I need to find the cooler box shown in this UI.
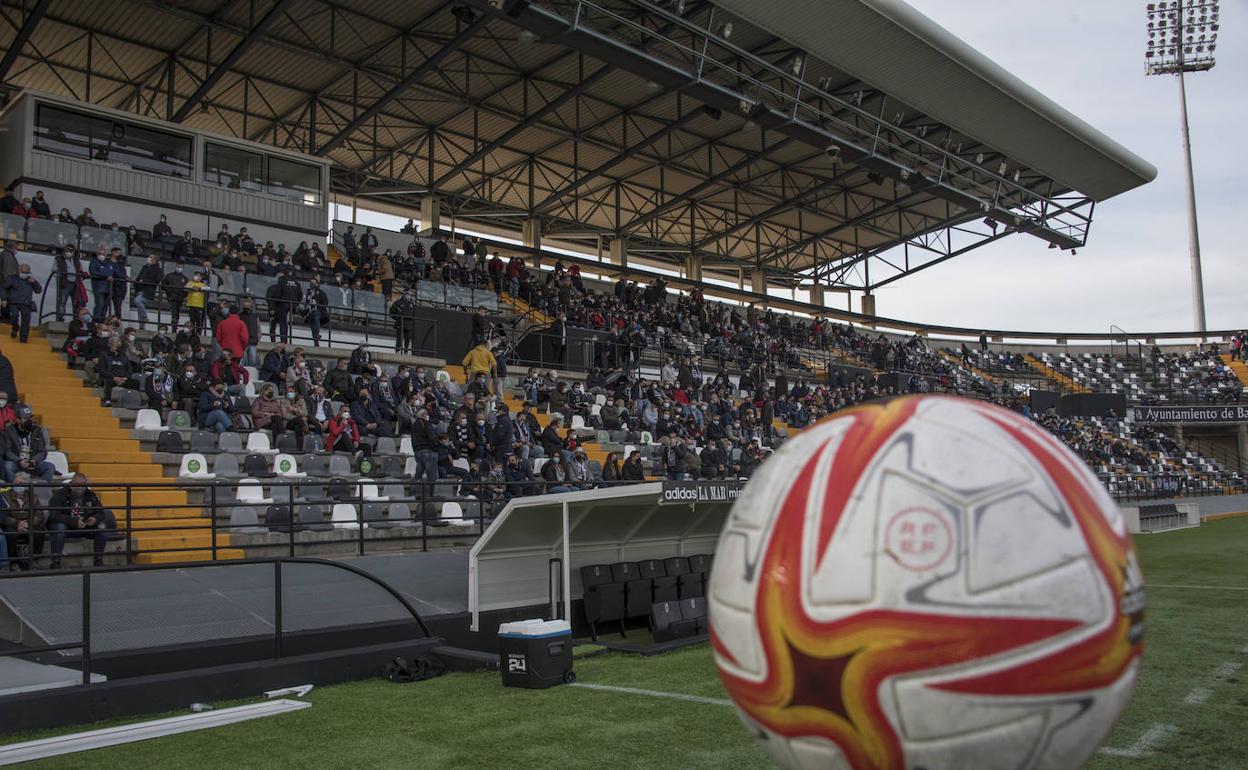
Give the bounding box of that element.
[498,619,575,689]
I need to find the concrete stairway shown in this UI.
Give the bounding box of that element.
[2,330,242,564]
[1220,354,1248,389]
[1024,354,1090,394]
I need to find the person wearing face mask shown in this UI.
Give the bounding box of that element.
[350,386,389,439]
[185,272,208,336]
[197,380,233,433]
[302,277,329,347]
[250,385,287,435]
[145,363,176,415]
[121,327,145,367]
[214,302,249,362]
[160,261,188,329]
[95,336,135,407]
[2,263,41,343]
[152,213,172,240]
[278,386,310,446]
[236,299,261,366]
[88,249,113,319]
[0,392,15,431]
[132,253,163,329]
[325,405,360,453]
[46,474,109,568]
[1,405,52,482]
[172,231,195,261]
[0,481,45,571]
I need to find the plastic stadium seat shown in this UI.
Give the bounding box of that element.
[331,503,361,530]
[384,502,417,528]
[403,457,418,477]
[301,454,328,477]
[664,556,690,577]
[212,453,242,478]
[327,455,352,477]
[687,554,712,573]
[678,572,704,599]
[380,456,405,478]
[358,482,388,501]
[135,409,162,431]
[265,504,295,533]
[611,562,652,620]
[246,432,276,455]
[297,504,333,532]
[113,387,142,410]
[236,479,273,504]
[157,430,184,454]
[272,452,306,478]
[399,436,414,456]
[244,453,273,478]
[190,430,217,454]
[179,453,216,479]
[679,596,708,635]
[45,451,70,479]
[274,431,298,453]
[439,501,470,526]
[362,502,390,528]
[650,600,684,643]
[452,457,470,472]
[571,415,586,430]
[229,506,267,535]
[595,394,607,406]
[375,437,398,456]
[301,434,321,454]
[218,432,243,453]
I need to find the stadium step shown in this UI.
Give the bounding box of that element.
[1219,355,1248,387]
[500,292,554,326]
[1,335,234,562]
[937,350,1004,386]
[136,548,245,564]
[1023,354,1090,394]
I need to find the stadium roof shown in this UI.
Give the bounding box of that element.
[0,0,1154,293]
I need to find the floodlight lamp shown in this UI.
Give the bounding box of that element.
[1012,169,1021,182]
[997,160,1008,176]
[738,98,752,114]
[719,22,733,38]
[975,152,985,164]
[517,29,538,44]
[675,0,686,13]
[790,54,804,76]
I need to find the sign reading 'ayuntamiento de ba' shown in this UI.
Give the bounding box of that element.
[1131,404,1248,424]
[659,480,746,505]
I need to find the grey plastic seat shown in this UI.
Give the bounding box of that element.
[275,431,298,452]
[363,502,391,528]
[327,455,352,477]
[374,436,398,456]
[190,430,218,454]
[213,453,242,478]
[301,454,328,477]
[296,504,333,532]
[386,502,417,528]
[229,506,267,535]
[166,410,192,430]
[218,432,243,453]
[380,456,405,478]
[302,434,321,454]
[381,482,406,500]
[113,387,142,410]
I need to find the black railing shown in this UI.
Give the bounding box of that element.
[0,478,664,571]
[0,557,431,688]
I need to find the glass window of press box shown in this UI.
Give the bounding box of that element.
[203,142,322,205]
[33,105,193,178]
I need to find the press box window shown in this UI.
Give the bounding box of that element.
[203,142,265,193]
[267,156,322,205]
[34,105,192,177]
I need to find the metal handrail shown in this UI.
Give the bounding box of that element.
[0,556,432,687]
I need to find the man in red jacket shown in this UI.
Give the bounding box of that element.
[214,303,249,361]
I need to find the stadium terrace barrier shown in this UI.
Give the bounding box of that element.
[0,480,676,569]
[0,557,432,690]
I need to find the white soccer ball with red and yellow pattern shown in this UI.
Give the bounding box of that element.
[708,395,1145,770]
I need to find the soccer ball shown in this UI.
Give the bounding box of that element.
[708,395,1145,770]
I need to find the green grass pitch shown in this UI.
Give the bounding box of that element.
[6,517,1248,769]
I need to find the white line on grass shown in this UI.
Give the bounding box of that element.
[1182,660,1242,706]
[1183,687,1212,706]
[570,682,733,707]
[1098,723,1178,758]
[1146,584,1248,591]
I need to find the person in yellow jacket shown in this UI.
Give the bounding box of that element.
[185,273,208,335]
[461,342,497,394]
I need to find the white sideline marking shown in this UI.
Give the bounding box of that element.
[571,682,732,707]
[1146,583,1248,591]
[0,699,311,766]
[1183,661,1242,706]
[1098,723,1178,758]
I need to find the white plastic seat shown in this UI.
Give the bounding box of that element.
[246,432,276,455]
[331,503,360,530]
[134,409,162,431]
[236,479,273,504]
[452,457,470,472]
[439,501,469,526]
[595,394,607,406]
[399,436,414,456]
[358,481,389,502]
[571,415,586,430]
[45,451,70,478]
[179,453,216,479]
[590,404,602,417]
[272,452,306,478]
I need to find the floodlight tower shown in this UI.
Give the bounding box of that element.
[1145,0,1218,332]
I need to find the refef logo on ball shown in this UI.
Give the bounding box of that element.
[507,654,527,673]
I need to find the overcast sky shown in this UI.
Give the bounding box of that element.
[872,0,1245,334]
